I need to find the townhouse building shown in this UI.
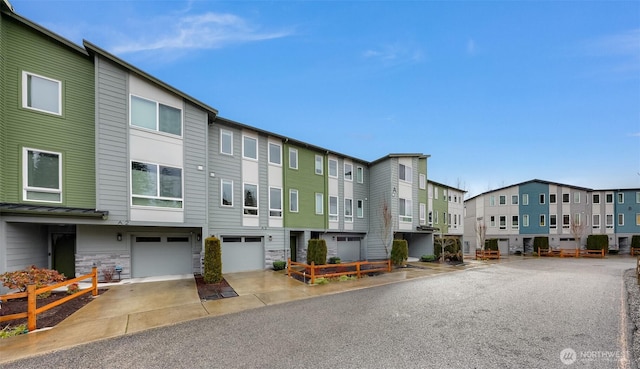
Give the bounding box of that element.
[428,180,466,246]
[463,179,640,255]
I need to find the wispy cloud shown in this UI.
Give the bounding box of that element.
[582,28,640,74]
[362,43,424,66]
[112,12,293,54]
[630,132,640,137]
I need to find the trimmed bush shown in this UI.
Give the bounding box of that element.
[420,254,437,262]
[586,234,608,251]
[273,260,286,271]
[390,239,408,266]
[328,256,341,264]
[307,239,327,265]
[631,235,640,249]
[485,238,499,251]
[533,237,549,252]
[203,236,223,283]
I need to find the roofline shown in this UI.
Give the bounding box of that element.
[83,40,219,118]
[428,179,468,193]
[370,153,430,166]
[0,203,109,219]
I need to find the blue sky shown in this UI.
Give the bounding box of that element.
[11,0,640,197]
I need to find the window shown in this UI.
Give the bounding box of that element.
[637,192,640,203]
[539,194,545,204]
[574,192,580,203]
[315,193,324,214]
[592,214,600,228]
[268,143,281,165]
[428,211,433,224]
[357,200,364,218]
[243,183,258,215]
[618,193,624,204]
[356,167,364,183]
[344,198,353,222]
[593,194,600,204]
[606,193,613,203]
[329,196,338,221]
[399,198,412,222]
[23,148,61,202]
[290,189,298,212]
[636,213,640,226]
[550,194,557,204]
[574,213,582,226]
[522,194,529,205]
[499,195,506,205]
[269,187,282,217]
[540,214,546,227]
[562,193,569,203]
[131,161,182,208]
[434,211,439,224]
[618,213,624,226]
[399,164,412,183]
[562,214,570,228]
[489,196,496,206]
[221,179,233,207]
[420,203,426,224]
[243,136,258,160]
[419,174,426,190]
[444,212,447,224]
[289,148,298,169]
[344,163,353,181]
[606,214,614,228]
[130,95,182,136]
[22,71,61,115]
[490,216,496,227]
[550,214,557,229]
[315,155,323,175]
[511,195,518,205]
[523,214,529,227]
[512,215,519,229]
[220,130,233,155]
[434,188,438,200]
[328,159,338,178]
[499,216,506,230]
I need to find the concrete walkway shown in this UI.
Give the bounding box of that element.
[0,259,493,364]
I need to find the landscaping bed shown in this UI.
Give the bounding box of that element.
[194,274,238,300]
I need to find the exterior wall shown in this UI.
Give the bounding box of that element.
[183,104,209,227]
[519,182,549,235]
[368,159,394,259]
[352,162,370,233]
[4,222,48,271]
[0,12,5,202]
[431,184,448,233]
[283,143,326,230]
[447,188,465,236]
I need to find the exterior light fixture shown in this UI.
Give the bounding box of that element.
[116,233,123,242]
[392,187,397,197]
[268,235,273,241]
[196,234,202,242]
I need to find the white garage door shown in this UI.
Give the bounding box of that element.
[337,236,361,262]
[132,235,193,278]
[221,236,264,273]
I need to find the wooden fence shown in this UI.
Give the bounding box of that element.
[287,259,391,285]
[0,267,98,331]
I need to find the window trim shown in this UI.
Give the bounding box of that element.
[618,213,624,226]
[315,155,323,175]
[329,195,338,221]
[357,199,364,218]
[289,189,299,213]
[618,193,624,204]
[130,94,183,137]
[315,193,324,215]
[522,194,529,206]
[23,147,62,203]
[398,164,412,183]
[268,142,282,166]
[344,163,353,181]
[419,203,426,224]
[130,161,183,209]
[221,179,233,207]
[356,167,364,184]
[269,186,282,218]
[242,135,258,160]
[549,214,557,229]
[592,214,600,229]
[399,198,412,223]
[289,148,298,169]
[419,174,426,190]
[220,129,233,155]
[328,159,338,178]
[344,198,353,223]
[243,182,259,216]
[22,71,62,116]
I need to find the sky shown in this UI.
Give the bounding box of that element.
[10,0,640,198]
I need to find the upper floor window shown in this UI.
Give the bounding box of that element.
[606,193,613,203]
[523,214,529,227]
[329,196,338,221]
[499,216,506,230]
[522,194,529,205]
[315,193,324,214]
[130,95,182,136]
[419,174,426,189]
[636,192,640,203]
[606,214,614,228]
[399,164,412,183]
[499,195,506,205]
[562,193,569,203]
[549,214,557,229]
[269,187,282,217]
[290,189,299,213]
[539,194,545,204]
[562,214,570,228]
[220,130,233,155]
[399,198,412,222]
[328,159,338,178]
[268,143,281,165]
[131,161,182,208]
[315,155,323,175]
[512,215,519,229]
[344,198,353,222]
[221,179,233,207]
[23,148,61,203]
[593,194,600,204]
[357,199,364,218]
[540,214,546,227]
[289,148,298,169]
[618,213,624,226]
[243,136,258,160]
[243,183,258,215]
[357,167,364,183]
[419,203,426,225]
[592,214,600,229]
[489,196,495,206]
[22,71,61,115]
[549,194,557,204]
[574,192,580,203]
[618,193,624,204]
[511,195,518,205]
[344,163,353,181]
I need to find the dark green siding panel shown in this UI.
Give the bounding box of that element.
[0,15,5,201]
[2,16,95,207]
[284,144,326,229]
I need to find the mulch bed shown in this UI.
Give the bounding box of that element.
[288,265,384,284]
[194,274,238,301]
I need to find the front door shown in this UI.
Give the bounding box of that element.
[52,233,76,278]
[290,236,297,262]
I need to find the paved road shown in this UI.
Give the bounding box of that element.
[3,258,634,369]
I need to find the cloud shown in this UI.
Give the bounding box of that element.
[112,12,293,54]
[362,43,424,65]
[582,28,640,74]
[630,132,640,137]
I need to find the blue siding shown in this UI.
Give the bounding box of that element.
[519,182,549,234]
[616,190,640,233]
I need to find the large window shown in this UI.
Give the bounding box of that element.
[562,214,570,228]
[290,189,298,212]
[329,196,338,221]
[315,193,323,214]
[357,167,364,183]
[344,198,353,222]
[550,214,557,229]
[606,214,614,228]
[357,199,364,218]
[315,155,323,175]
[243,183,258,215]
[328,159,338,178]
[220,130,233,155]
[289,148,298,169]
[243,136,258,160]
[131,161,182,208]
[499,216,506,230]
[23,148,61,202]
[268,143,281,165]
[523,214,529,227]
[512,215,519,229]
[593,194,600,204]
[419,174,426,190]
[23,72,61,115]
[269,187,282,217]
[420,203,426,224]
[130,95,181,136]
[221,179,233,207]
[399,164,412,183]
[399,198,412,222]
[344,163,353,181]
[593,214,600,229]
[522,194,529,205]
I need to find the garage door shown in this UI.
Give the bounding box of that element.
[132,235,193,278]
[221,236,264,273]
[337,236,361,262]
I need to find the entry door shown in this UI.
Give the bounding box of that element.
[52,233,76,278]
[290,236,297,262]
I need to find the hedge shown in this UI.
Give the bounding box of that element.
[391,239,408,266]
[533,237,549,252]
[586,234,608,251]
[306,239,327,265]
[203,236,223,283]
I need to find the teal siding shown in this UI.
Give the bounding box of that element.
[616,190,640,233]
[519,182,549,234]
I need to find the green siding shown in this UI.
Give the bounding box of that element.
[432,183,448,233]
[0,14,5,201]
[1,15,95,207]
[284,144,326,229]
[418,158,427,204]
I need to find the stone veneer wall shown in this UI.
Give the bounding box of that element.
[265,249,286,269]
[76,254,131,281]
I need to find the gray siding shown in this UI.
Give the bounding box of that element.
[5,222,48,271]
[95,56,129,221]
[353,163,370,233]
[183,104,208,225]
[367,159,394,259]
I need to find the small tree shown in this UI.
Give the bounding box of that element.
[570,214,586,250]
[390,239,408,266]
[203,236,223,283]
[307,239,327,265]
[475,219,487,250]
[378,198,393,257]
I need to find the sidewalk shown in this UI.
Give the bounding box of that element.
[0,259,489,364]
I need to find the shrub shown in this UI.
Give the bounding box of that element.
[390,239,408,266]
[435,238,463,262]
[631,235,640,249]
[420,254,437,262]
[586,234,608,251]
[203,236,223,283]
[533,237,549,252]
[67,283,80,295]
[273,260,286,271]
[314,277,329,285]
[485,239,499,251]
[328,256,341,264]
[0,265,65,293]
[307,239,327,265]
[0,324,28,339]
